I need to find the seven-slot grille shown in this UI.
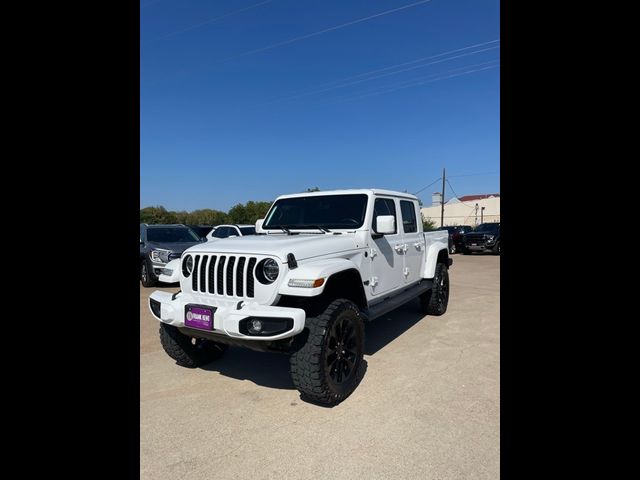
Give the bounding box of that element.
[190,254,257,298]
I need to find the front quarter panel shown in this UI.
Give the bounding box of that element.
[278,258,359,297]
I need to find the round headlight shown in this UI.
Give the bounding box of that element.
[258,258,279,284]
[263,258,279,281]
[182,255,193,277]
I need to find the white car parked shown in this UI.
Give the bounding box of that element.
[206,224,256,241]
[149,189,451,405]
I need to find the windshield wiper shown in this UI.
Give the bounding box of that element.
[305,225,330,233]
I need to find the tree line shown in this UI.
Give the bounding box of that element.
[140,201,272,226]
[141,196,436,230]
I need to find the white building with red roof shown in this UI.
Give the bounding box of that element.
[421,192,500,227]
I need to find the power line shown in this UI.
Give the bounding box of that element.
[331,59,499,102]
[448,171,499,178]
[158,1,274,40]
[193,0,435,71]
[258,46,500,104]
[413,177,442,196]
[260,39,500,106]
[445,179,470,206]
[335,62,500,103]
[445,179,489,208]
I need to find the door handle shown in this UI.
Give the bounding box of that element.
[395,244,408,253]
[413,242,423,250]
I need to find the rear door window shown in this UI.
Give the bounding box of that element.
[400,200,417,233]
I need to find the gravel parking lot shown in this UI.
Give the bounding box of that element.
[140,254,500,479]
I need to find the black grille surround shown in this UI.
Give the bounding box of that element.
[192,255,201,291]
[217,256,226,295]
[464,234,487,246]
[190,254,260,299]
[207,255,217,294]
[247,257,257,297]
[226,257,236,296]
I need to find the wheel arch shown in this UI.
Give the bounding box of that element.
[277,258,368,316]
[422,245,450,279]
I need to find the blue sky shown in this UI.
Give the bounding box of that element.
[141,0,500,211]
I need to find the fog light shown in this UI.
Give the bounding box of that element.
[249,319,263,333]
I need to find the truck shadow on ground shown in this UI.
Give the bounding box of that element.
[197,299,426,391]
[364,300,426,356]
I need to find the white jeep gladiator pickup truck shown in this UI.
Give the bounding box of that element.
[149,189,451,405]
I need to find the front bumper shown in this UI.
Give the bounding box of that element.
[149,261,167,278]
[157,259,180,283]
[464,239,496,251]
[148,291,306,341]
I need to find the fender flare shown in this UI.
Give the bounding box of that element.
[422,243,449,279]
[278,257,360,297]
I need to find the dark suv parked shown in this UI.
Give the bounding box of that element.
[462,223,500,255]
[186,225,214,239]
[436,225,474,254]
[140,224,204,287]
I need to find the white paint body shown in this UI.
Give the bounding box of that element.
[149,189,449,341]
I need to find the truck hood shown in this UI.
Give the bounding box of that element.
[185,234,358,262]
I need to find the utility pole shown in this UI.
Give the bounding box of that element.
[481,206,485,223]
[440,168,446,227]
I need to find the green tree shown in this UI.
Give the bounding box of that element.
[422,216,437,231]
[140,200,272,226]
[228,201,272,224]
[188,209,229,225]
[140,206,177,224]
[173,210,191,224]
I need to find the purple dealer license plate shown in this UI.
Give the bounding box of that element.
[184,305,214,330]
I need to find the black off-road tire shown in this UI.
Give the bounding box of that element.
[140,259,158,288]
[450,243,457,254]
[420,262,450,316]
[493,241,501,255]
[159,323,227,368]
[289,299,365,406]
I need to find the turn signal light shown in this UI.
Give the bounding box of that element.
[288,278,325,288]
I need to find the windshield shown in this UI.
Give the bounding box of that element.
[263,194,368,230]
[240,227,256,236]
[188,226,213,237]
[146,227,200,243]
[474,223,500,233]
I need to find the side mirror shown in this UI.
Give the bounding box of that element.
[375,215,395,235]
[255,218,265,234]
